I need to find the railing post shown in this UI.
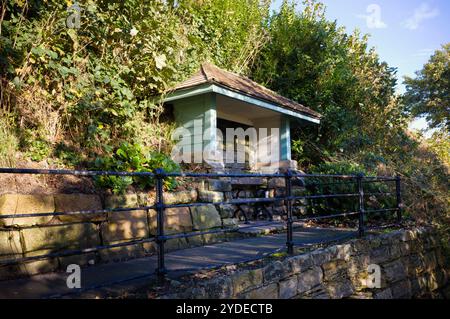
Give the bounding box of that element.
[357,173,365,238]
[155,168,167,283]
[395,175,402,224]
[285,169,294,255]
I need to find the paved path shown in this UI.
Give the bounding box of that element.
[0,224,356,299]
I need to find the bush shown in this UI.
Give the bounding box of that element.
[93,142,180,194]
[306,161,396,222]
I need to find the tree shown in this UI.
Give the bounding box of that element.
[404,44,450,131]
[251,0,403,167]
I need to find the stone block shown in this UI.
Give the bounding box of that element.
[368,246,391,264]
[263,260,290,283]
[0,229,22,256]
[325,279,354,299]
[398,242,414,256]
[373,288,393,299]
[198,190,224,203]
[383,260,407,283]
[335,243,353,261]
[54,194,104,222]
[103,193,149,243]
[148,207,193,235]
[231,269,263,296]
[243,283,278,299]
[349,271,370,291]
[347,254,370,275]
[297,266,323,293]
[206,179,232,192]
[163,190,197,205]
[217,204,237,218]
[0,194,54,226]
[279,276,298,299]
[230,177,267,186]
[203,276,233,299]
[311,248,332,266]
[389,244,402,259]
[102,210,149,243]
[21,223,99,253]
[222,218,239,228]
[391,280,411,299]
[105,193,139,208]
[190,205,222,230]
[285,254,313,274]
[322,260,347,280]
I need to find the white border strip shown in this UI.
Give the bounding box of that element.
[164,84,320,124]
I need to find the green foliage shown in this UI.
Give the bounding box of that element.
[425,131,450,167]
[404,44,450,131]
[53,143,82,167]
[307,161,394,217]
[252,0,403,161]
[93,143,180,194]
[2,0,270,161]
[27,140,51,162]
[310,161,366,176]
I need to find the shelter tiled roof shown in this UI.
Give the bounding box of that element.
[173,63,321,120]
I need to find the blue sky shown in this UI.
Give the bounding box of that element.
[270,0,449,132]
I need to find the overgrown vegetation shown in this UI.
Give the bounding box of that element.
[0,0,448,234]
[93,142,180,194]
[1,0,269,190]
[249,1,448,232]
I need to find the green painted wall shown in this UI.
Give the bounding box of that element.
[173,93,217,162]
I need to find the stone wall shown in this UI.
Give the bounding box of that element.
[0,191,220,280]
[0,177,300,280]
[158,227,449,299]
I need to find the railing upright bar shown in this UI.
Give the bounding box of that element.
[285,170,294,255]
[357,174,365,238]
[396,175,402,224]
[155,168,167,283]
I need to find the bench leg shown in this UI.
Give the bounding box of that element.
[233,206,250,224]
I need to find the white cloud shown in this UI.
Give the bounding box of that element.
[358,4,387,29]
[402,3,439,30]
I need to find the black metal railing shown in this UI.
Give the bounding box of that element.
[0,167,403,288]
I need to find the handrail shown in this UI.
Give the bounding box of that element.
[0,167,402,288]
